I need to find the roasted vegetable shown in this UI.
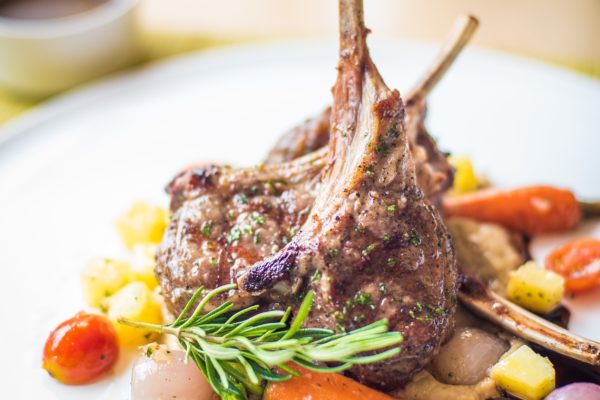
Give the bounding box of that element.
[130,244,159,290]
[431,327,509,385]
[81,258,132,308]
[448,155,479,195]
[116,201,168,249]
[264,365,395,400]
[443,186,580,234]
[119,285,402,400]
[506,261,565,314]
[545,382,600,400]
[131,345,215,400]
[490,345,555,400]
[106,282,163,346]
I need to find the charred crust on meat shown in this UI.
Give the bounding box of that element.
[241,242,300,293]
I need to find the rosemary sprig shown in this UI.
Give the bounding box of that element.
[119,284,402,399]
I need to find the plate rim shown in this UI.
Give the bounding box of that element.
[1,38,599,151]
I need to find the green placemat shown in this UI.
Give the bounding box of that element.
[0,30,597,126]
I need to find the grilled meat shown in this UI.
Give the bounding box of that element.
[266,101,452,203]
[157,14,476,316]
[264,15,480,202]
[155,6,600,385]
[157,150,327,312]
[239,0,458,388]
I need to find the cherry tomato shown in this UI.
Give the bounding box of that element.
[546,238,600,292]
[42,312,119,385]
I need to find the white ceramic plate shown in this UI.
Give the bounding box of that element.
[0,40,599,399]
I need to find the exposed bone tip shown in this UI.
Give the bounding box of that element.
[462,14,480,27]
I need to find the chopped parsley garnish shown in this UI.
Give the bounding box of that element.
[333,311,345,321]
[387,123,400,138]
[310,270,321,284]
[227,227,241,243]
[201,220,213,238]
[375,141,389,155]
[387,257,396,266]
[326,248,339,258]
[250,211,265,226]
[237,193,249,204]
[354,291,373,305]
[387,204,397,213]
[362,243,376,257]
[410,230,421,246]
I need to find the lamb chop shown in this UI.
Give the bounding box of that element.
[239,0,458,388]
[265,15,480,203]
[157,15,475,315]
[156,0,600,391]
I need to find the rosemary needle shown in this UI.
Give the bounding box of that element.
[119,284,402,399]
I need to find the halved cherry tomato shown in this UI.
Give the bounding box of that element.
[546,238,600,292]
[43,312,119,385]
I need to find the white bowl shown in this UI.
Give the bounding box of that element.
[0,0,139,98]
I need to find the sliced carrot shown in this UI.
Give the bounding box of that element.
[263,366,396,400]
[442,186,580,235]
[546,238,600,292]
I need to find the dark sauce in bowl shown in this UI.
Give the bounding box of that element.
[0,0,108,20]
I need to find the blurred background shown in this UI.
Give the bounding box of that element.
[0,0,598,124]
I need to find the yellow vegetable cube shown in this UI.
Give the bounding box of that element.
[130,244,159,289]
[506,261,565,314]
[449,155,479,195]
[116,201,169,249]
[490,345,555,400]
[106,282,163,346]
[81,258,132,308]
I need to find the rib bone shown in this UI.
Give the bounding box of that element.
[157,15,477,316]
[265,14,479,167]
[240,0,458,388]
[459,276,600,366]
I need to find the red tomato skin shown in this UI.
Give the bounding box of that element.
[42,312,119,385]
[546,238,600,293]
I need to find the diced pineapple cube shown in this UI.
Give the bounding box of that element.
[506,261,565,314]
[448,155,479,195]
[106,282,163,346]
[81,258,132,308]
[130,244,159,289]
[490,345,555,400]
[116,202,169,249]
